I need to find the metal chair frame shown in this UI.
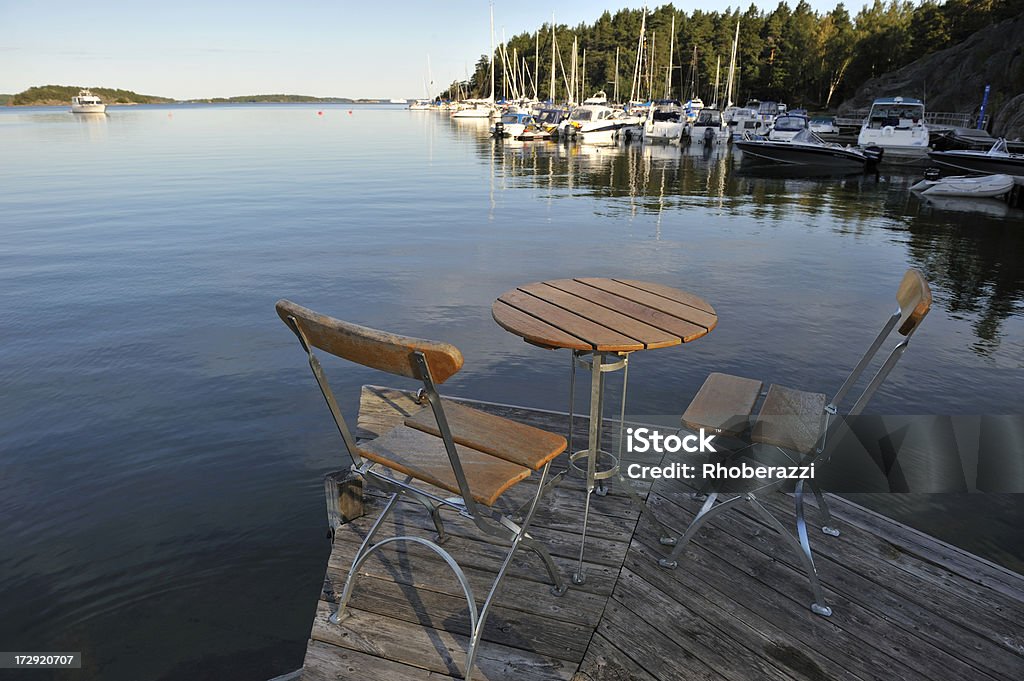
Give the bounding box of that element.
[658,271,931,617]
[283,313,567,679]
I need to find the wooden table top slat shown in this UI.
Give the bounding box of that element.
[518,282,681,350]
[613,279,717,314]
[497,289,645,352]
[576,278,719,331]
[492,301,593,351]
[544,279,710,343]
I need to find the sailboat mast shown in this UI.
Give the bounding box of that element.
[614,46,620,103]
[581,49,586,102]
[713,56,720,108]
[534,30,540,100]
[631,10,646,103]
[550,15,556,102]
[665,15,675,100]
[489,3,495,101]
[725,21,738,109]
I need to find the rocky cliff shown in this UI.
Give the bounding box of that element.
[839,13,1024,139]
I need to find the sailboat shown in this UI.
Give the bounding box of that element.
[682,46,703,122]
[453,4,497,119]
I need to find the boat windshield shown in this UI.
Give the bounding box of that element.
[696,110,722,125]
[774,116,807,131]
[652,109,681,122]
[867,104,924,128]
[791,128,827,145]
[570,110,594,122]
[501,114,521,124]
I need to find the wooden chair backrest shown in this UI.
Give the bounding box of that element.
[896,269,932,336]
[276,300,464,384]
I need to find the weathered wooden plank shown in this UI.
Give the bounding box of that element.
[642,490,1011,681]
[544,278,707,342]
[519,282,680,349]
[821,493,1024,605]
[326,538,608,627]
[334,572,589,662]
[729,492,1024,673]
[621,538,864,681]
[497,289,645,351]
[573,632,661,681]
[323,470,363,534]
[595,595,724,681]
[310,601,575,681]
[329,517,621,598]
[610,567,813,681]
[302,638,441,680]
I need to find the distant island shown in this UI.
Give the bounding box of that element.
[5,85,404,106]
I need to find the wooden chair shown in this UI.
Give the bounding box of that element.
[276,300,568,679]
[657,269,932,617]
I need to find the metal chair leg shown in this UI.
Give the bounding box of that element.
[331,492,402,623]
[810,479,840,537]
[660,492,748,568]
[465,460,562,676]
[616,472,677,545]
[573,487,593,584]
[754,490,832,617]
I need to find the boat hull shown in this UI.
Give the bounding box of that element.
[71,103,106,114]
[735,141,868,169]
[928,151,1024,177]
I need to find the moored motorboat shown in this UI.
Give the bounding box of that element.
[562,104,626,143]
[735,128,882,169]
[768,113,809,141]
[928,138,1024,177]
[909,173,1014,198]
[684,108,728,145]
[857,96,930,165]
[642,100,684,144]
[70,89,106,114]
[491,112,549,140]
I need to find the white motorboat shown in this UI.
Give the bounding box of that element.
[452,100,496,118]
[70,89,106,114]
[562,104,626,143]
[909,173,1015,198]
[582,90,608,105]
[727,106,770,140]
[642,100,684,144]
[768,114,809,141]
[809,117,838,135]
[408,99,432,110]
[857,96,930,164]
[684,108,729,145]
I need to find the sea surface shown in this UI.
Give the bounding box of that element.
[1,103,1021,680]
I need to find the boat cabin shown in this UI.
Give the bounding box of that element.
[864,97,925,130]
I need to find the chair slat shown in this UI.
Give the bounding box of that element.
[276,300,464,384]
[358,425,531,506]
[681,372,763,435]
[752,384,827,454]
[405,400,566,471]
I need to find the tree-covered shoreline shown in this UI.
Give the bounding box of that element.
[444,0,1023,109]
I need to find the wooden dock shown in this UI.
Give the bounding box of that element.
[297,386,1024,681]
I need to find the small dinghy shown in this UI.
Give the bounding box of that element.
[910,173,1014,198]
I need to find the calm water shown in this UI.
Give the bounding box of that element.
[1,104,1022,680]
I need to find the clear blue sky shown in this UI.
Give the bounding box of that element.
[3,1,849,99]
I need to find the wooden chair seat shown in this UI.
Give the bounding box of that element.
[752,384,827,454]
[358,425,532,507]
[681,372,764,435]
[404,400,567,471]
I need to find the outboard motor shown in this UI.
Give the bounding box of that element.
[923,167,942,181]
[703,126,716,145]
[492,121,505,138]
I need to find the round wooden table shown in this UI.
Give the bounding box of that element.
[492,277,717,583]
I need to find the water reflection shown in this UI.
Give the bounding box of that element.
[452,119,1022,357]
